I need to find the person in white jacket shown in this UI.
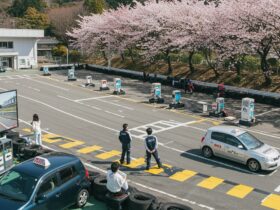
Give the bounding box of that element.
[31,114,42,146]
[106,162,128,196]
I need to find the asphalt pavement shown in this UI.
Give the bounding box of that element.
[0,70,280,210]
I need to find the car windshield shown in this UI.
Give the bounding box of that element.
[238,132,264,150]
[0,170,38,202]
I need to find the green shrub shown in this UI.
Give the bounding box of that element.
[243,55,260,71]
[192,53,203,65]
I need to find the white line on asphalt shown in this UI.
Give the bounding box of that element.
[243,128,280,140]
[18,94,119,133]
[26,78,69,91]
[105,110,125,118]
[28,86,40,92]
[255,108,280,117]
[274,184,280,192]
[96,98,134,111]
[18,119,214,210]
[75,95,113,102]
[57,95,75,101]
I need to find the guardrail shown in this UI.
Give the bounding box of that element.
[86,64,280,106]
[40,64,85,71]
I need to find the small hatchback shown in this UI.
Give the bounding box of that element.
[0,152,91,210]
[201,126,280,172]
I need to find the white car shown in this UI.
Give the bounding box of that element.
[200,126,280,172]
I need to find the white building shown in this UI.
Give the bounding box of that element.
[0,28,44,70]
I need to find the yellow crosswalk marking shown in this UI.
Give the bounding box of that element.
[60,141,84,149]
[95,150,121,160]
[262,194,280,210]
[169,170,197,182]
[125,158,145,168]
[77,145,102,154]
[145,164,172,175]
[22,128,32,133]
[227,184,254,199]
[197,176,224,190]
[42,134,62,143]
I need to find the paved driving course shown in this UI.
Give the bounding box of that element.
[1,70,280,210]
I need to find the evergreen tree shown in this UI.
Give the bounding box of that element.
[9,0,47,17]
[84,0,106,14]
[21,7,49,29]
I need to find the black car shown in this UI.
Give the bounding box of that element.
[0,152,91,210]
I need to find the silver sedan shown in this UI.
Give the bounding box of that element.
[200,126,280,172]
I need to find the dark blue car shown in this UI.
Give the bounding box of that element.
[0,152,91,210]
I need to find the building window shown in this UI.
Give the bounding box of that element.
[20,59,26,65]
[0,42,13,49]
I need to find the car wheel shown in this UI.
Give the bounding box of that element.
[76,189,89,208]
[247,159,261,172]
[160,202,193,210]
[202,146,213,158]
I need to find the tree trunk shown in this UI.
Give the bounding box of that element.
[128,48,135,63]
[165,49,173,75]
[188,50,195,74]
[258,46,271,85]
[203,48,219,77]
[234,60,241,76]
[121,53,125,62]
[102,51,107,62]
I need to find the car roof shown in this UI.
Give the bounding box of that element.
[208,126,246,137]
[13,152,79,178]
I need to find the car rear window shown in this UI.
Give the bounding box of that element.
[59,166,77,184]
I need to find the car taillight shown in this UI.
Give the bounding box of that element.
[85,168,89,179]
[201,136,205,142]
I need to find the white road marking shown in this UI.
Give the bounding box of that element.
[26,78,69,91]
[57,95,75,101]
[274,184,280,192]
[255,108,280,117]
[105,110,125,118]
[28,86,40,92]
[19,119,214,210]
[19,94,118,133]
[57,95,102,111]
[75,95,113,102]
[96,98,134,111]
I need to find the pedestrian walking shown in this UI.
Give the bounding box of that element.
[145,127,162,170]
[119,123,132,165]
[31,114,42,146]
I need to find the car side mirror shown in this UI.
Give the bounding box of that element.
[238,145,244,149]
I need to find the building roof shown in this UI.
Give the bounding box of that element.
[0,28,44,38]
[38,37,60,45]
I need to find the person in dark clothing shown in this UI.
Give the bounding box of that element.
[119,123,132,165]
[145,128,162,170]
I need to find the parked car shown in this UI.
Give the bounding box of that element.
[0,66,6,73]
[0,152,91,210]
[201,126,280,172]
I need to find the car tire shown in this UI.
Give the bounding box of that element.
[202,146,213,158]
[92,176,107,201]
[160,202,193,210]
[128,192,157,210]
[247,159,261,172]
[76,188,89,208]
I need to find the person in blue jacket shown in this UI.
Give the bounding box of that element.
[145,127,162,170]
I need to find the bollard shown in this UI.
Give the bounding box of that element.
[100,80,110,91]
[149,83,164,103]
[113,78,125,95]
[68,66,77,81]
[169,90,184,109]
[239,98,255,126]
[85,76,95,87]
[43,66,51,76]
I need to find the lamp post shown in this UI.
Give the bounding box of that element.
[66,48,69,64]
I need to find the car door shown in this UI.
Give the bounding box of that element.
[210,131,227,157]
[58,165,80,208]
[223,134,247,164]
[31,173,65,210]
